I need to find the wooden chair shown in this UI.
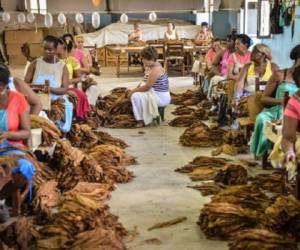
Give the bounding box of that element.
[238,79,267,139]
[164,42,185,76]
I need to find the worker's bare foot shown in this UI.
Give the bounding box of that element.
[135,121,144,128]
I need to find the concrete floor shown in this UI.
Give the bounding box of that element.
[10,66,231,249]
[99,67,228,250]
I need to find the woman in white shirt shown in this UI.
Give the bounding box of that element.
[164,22,180,41]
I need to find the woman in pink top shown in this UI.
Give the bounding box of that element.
[281,66,300,162]
[205,38,222,72]
[207,34,236,99]
[227,34,252,81]
[73,35,91,74]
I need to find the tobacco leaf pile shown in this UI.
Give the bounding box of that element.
[49,99,66,122]
[212,130,249,156]
[0,113,136,249]
[30,115,61,146]
[179,122,224,147]
[169,107,208,127]
[36,183,127,250]
[93,87,137,128]
[228,229,298,250]
[176,153,300,249]
[171,89,206,106]
[249,171,284,193]
[67,123,128,150]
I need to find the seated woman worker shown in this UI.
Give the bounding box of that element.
[235,44,278,100]
[24,35,73,133]
[281,65,300,163]
[57,38,90,120]
[129,47,171,127]
[227,34,252,81]
[250,44,300,158]
[0,63,42,115]
[0,66,35,216]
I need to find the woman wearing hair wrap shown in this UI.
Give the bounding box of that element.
[235,44,278,100]
[250,44,300,158]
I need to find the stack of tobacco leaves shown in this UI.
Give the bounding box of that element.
[50,140,104,191]
[171,89,206,106]
[68,123,99,149]
[30,115,61,146]
[211,185,270,212]
[212,130,249,156]
[94,130,128,149]
[169,115,198,127]
[33,180,60,218]
[49,99,65,122]
[172,106,196,116]
[68,123,128,150]
[264,195,300,240]
[249,171,284,193]
[86,145,135,184]
[0,217,35,249]
[198,185,269,239]
[214,163,248,186]
[36,183,126,250]
[197,99,213,110]
[228,229,298,250]
[179,122,224,147]
[175,156,231,182]
[187,182,226,196]
[169,108,208,127]
[94,88,137,128]
[198,201,262,239]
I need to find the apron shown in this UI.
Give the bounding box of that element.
[34,74,73,133]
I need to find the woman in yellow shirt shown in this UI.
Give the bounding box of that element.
[57,38,90,119]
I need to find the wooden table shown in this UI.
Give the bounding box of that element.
[107,46,145,77]
[107,44,210,77]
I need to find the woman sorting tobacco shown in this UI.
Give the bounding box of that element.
[129,47,171,127]
[0,65,35,217]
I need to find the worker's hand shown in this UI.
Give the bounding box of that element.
[0,132,8,142]
[285,150,296,163]
[127,90,134,99]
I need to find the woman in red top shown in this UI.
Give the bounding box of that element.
[0,65,35,216]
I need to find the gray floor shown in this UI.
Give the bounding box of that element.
[11,66,233,250]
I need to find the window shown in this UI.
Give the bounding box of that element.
[257,0,271,38]
[244,0,258,37]
[27,0,47,14]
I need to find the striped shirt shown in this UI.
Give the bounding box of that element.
[143,70,169,92]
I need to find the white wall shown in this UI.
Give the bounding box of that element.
[47,0,204,13]
[47,0,107,13]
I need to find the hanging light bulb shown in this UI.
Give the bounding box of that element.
[27,13,35,24]
[75,13,84,24]
[58,13,67,25]
[2,12,11,23]
[149,11,157,23]
[92,12,100,28]
[44,13,53,28]
[120,13,128,24]
[17,13,26,24]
